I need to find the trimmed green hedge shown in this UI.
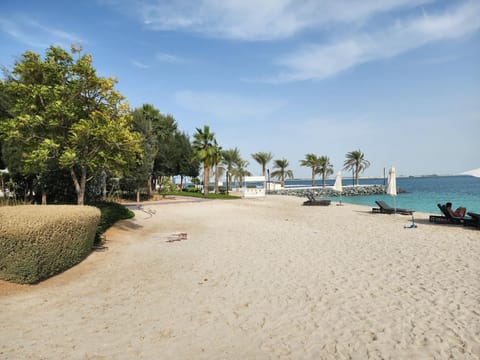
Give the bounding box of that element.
[0,205,100,284]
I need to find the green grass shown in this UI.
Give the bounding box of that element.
[90,201,135,244]
[160,191,240,200]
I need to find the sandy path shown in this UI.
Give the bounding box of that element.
[1,196,479,359]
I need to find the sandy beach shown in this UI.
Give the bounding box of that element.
[1,195,479,359]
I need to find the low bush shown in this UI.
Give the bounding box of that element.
[0,205,100,284]
[183,185,201,193]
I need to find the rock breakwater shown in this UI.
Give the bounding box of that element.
[268,184,387,198]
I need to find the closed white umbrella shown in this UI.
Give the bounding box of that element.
[386,166,397,213]
[386,166,397,196]
[333,171,343,205]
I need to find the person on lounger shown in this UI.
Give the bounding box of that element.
[445,202,466,217]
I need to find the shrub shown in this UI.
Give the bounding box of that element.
[183,185,200,193]
[0,205,100,284]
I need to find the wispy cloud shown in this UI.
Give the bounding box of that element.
[174,90,285,121]
[156,53,188,64]
[416,55,460,65]
[268,0,480,82]
[110,0,432,41]
[0,16,83,49]
[130,59,150,69]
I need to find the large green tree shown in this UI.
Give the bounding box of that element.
[343,149,370,185]
[173,131,199,189]
[0,80,10,121]
[132,105,159,201]
[132,104,166,199]
[192,125,217,195]
[0,81,10,169]
[0,46,142,205]
[271,158,294,187]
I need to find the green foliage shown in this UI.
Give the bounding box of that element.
[317,155,334,187]
[183,185,201,193]
[300,154,333,187]
[192,125,217,195]
[300,153,321,186]
[0,205,100,284]
[271,158,294,186]
[157,176,178,192]
[251,151,273,178]
[344,149,370,185]
[0,141,5,170]
[131,104,163,189]
[35,167,77,203]
[0,46,143,205]
[90,201,134,244]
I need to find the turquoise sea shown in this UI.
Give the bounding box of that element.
[284,175,480,215]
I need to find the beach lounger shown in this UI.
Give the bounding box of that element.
[429,203,470,225]
[465,212,480,228]
[372,200,414,215]
[303,193,331,206]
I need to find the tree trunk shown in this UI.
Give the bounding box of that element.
[136,188,140,203]
[203,164,209,195]
[262,167,267,192]
[70,166,87,205]
[41,190,47,205]
[214,164,219,193]
[79,166,87,205]
[311,168,315,187]
[147,175,152,197]
[102,170,107,200]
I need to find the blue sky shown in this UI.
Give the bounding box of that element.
[1,0,479,178]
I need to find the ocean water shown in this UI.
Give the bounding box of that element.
[284,175,480,215]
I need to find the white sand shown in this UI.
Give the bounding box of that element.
[1,195,479,359]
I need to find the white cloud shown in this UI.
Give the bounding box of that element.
[270,0,480,82]
[130,59,150,69]
[174,90,285,121]
[156,53,187,63]
[0,16,83,49]
[112,0,432,41]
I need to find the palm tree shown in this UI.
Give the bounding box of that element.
[233,158,251,188]
[299,153,321,186]
[271,158,294,187]
[318,156,334,187]
[212,141,223,193]
[251,151,273,188]
[343,149,370,185]
[222,147,241,191]
[192,125,217,195]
